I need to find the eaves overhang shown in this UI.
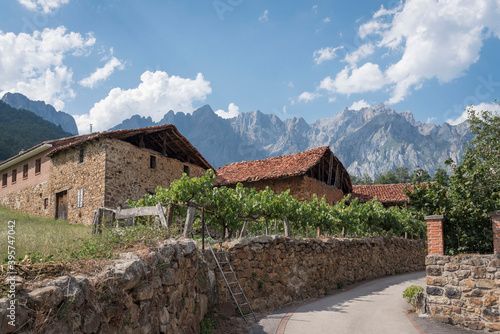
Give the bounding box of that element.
[0,144,53,173]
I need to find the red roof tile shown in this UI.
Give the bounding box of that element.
[216,146,352,193]
[351,183,412,205]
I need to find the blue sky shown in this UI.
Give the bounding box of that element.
[1,0,500,133]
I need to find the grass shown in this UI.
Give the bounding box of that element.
[0,206,90,263]
[0,206,175,265]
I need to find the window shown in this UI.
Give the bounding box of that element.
[11,169,16,183]
[79,148,85,164]
[183,165,190,176]
[35,159,41,174]
[2,173,7,187]
[149,155,157,169]
[44,198,49,209]
[77,188,84,208]
[23,164,28,179]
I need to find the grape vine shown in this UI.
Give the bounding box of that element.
[128,170,425,239]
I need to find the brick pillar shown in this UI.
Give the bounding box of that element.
[490,211,500,254]
[425,215,444,255]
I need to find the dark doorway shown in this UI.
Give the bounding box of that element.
[55,191,68,220]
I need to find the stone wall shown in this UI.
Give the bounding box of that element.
[426,254,500,331]
[1,239,212,334]
[242,175,345,205]
[2,236,426,333]
[49,139,108,225]
[210,235,425,313]
[103,139,207,209]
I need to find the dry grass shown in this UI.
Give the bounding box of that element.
[0,206,90,263]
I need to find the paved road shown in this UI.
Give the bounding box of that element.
[284,271,425,334]
[250,271,472,334]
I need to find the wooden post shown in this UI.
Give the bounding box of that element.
[342,227,345,238]
[490,211,500,254]
[425,215,444,255]
[240,221,249,238]
[317,226,322,238]
[327,154,333,185]
[183,206,196,237]
[156,203,168,228]
[284,217,291,237]
[166,203,174,228]
[265,218,269,235]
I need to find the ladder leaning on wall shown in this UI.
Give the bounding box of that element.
[208,241,257,324]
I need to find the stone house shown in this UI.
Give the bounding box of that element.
[351,184,412,207]
[215,146,352,204]
[0,124,213,225]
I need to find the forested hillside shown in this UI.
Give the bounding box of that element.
[0,101,73,161]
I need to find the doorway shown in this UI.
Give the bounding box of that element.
[55,191,68,220]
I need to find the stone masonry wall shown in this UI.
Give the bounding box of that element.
[1,152,52,218]
[1,239,213,334]
[426,255,500,331]
[103,139,207,209]
[49,139,107,225]
[242,175,345,205]
[210,235,425,313]
[2,236,426,334]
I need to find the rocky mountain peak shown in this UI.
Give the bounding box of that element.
[1,92,78,135]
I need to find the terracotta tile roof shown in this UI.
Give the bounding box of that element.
[351,184,413,205]
[216,146,352,193]
[0,124,214,171]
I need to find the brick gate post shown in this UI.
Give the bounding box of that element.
[425,215,444,255]
[489,211,500,254]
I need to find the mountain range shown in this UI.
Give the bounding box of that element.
[0,93,472,177]
[110,104,473,178]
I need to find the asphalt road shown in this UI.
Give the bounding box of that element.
[283,271,425,334]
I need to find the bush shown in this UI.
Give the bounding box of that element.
[402,285,423,309]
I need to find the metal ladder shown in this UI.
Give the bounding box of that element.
[208,241,257,324]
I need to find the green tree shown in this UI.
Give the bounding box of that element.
[394,167,411,183]
[358,173,374,185]
[374,170,398,184]
[432,168,450,187]
[406,104,500,254]
[411,168,432,183]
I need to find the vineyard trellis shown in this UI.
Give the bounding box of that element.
[126,170,426,240]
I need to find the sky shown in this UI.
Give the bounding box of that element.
[1,0,500,134]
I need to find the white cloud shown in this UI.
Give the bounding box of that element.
[323,17,331,23]
[373,1,403,19]
[297,91,319,103]
[313,46,343,65]
[79,57,125,88]
[215,103,240,119]
[349,100,371,110]
[344,43,374,67]
[282,105,287,114]
[259,10,269,22]
[446,103,500,125]
[312,5,318,14]
[317,0,500,105]
[328,97,336,103]
[75,71,212,133]
[287,81,294,88]
[18,0,70,13]
[319,63,386,95]
[0,27,95,110]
